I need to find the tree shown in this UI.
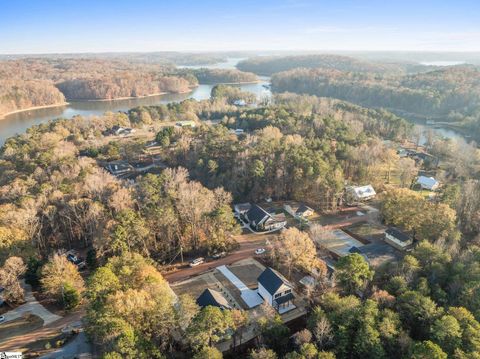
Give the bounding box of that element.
[249,348,277,359]
[411,341,447,359]
[273,227,318,277]
[193,346,223,359]
[186,306,234,349]
[335,253,373,295]
[231,308,248,349]
[258,313,290,355]
[63,283,81,309]
[397,291,441,339]
[0,256,27,304]
[86,253,176,357]
[175,294,200,330]
[41,254,84,307]
[156,126,175,146]
[430,315,462,354]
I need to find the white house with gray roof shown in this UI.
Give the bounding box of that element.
[257,267,295,313]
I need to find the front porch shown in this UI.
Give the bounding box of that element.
[274,293,296,314]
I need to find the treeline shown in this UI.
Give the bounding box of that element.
[0,79,66,116]
[188,68,258,84]
[236,54,413,76]
[0,58,197,116]
[57,75,191,100]
[271,66,480,137]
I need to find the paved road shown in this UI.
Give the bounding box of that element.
[2,283,62,325]
[0,309,85,352]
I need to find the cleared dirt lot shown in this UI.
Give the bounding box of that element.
[228,263,264,289]
[0,314,44,342]
[345,222,387,242]
[170,276,211,299]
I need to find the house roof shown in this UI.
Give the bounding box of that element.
[274,292,294,305]
[234,202,252,212]
[386,227,411,242]
[351,185,376,199]
[296,204,313,215]
[247,204,271,224]
[196,288,231,309]
[416,176,439,188]
[258,267,290,295]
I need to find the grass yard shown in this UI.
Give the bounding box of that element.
[0,314,44,342]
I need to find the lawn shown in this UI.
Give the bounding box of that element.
[0,314,44,342]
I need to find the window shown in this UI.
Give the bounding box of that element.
[284,289,291,295]
[274,293,282,298]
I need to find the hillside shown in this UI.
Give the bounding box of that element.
[236,54,411,76]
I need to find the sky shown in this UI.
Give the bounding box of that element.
[2,0,480,54]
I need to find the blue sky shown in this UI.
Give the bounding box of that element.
[1,0,480,54]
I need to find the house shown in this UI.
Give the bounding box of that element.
[257,267,295,313]
[233,99,247,106]
[385,227,413,250]
[196,288,232,310]
[416,176,439,191]
[105,161,135,178]
[245,204,287,232]
[345,185,376,205]
[234,202,252,217]
[175,120,196,128]
[104,125,135,137]
[284,203,314,219]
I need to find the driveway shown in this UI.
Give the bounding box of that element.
[2,283,62,325]
[39,324,92,359]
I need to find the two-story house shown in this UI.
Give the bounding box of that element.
[257,267,295,313]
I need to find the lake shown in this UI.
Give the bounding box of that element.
[0,59,271,145]
[0,58,469,146]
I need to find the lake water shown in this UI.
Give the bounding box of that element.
[0,60,271,145]
[0,58,469,146]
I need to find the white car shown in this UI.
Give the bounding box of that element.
[189,257,205,267]
[0,315,5,323]
[255,248,266,255]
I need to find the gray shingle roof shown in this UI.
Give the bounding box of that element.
[386,227,411,242]
[196,288,231,309]
[258,267,289,295]
[247,204,271,225]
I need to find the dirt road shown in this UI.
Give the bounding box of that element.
[164,233,272,283]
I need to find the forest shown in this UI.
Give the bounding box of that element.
[0,87,480,358]
[270,65,480,140]
[236,54,430,76]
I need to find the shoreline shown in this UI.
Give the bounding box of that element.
[0,89,195,121]
[0,102,70,120]
[200,80,263,85]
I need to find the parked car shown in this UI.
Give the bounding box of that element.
[66,253,78,263]
[189,257,205,267]
[0,315,5,323]
[211,252,227,259]
[255,248,266,255]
